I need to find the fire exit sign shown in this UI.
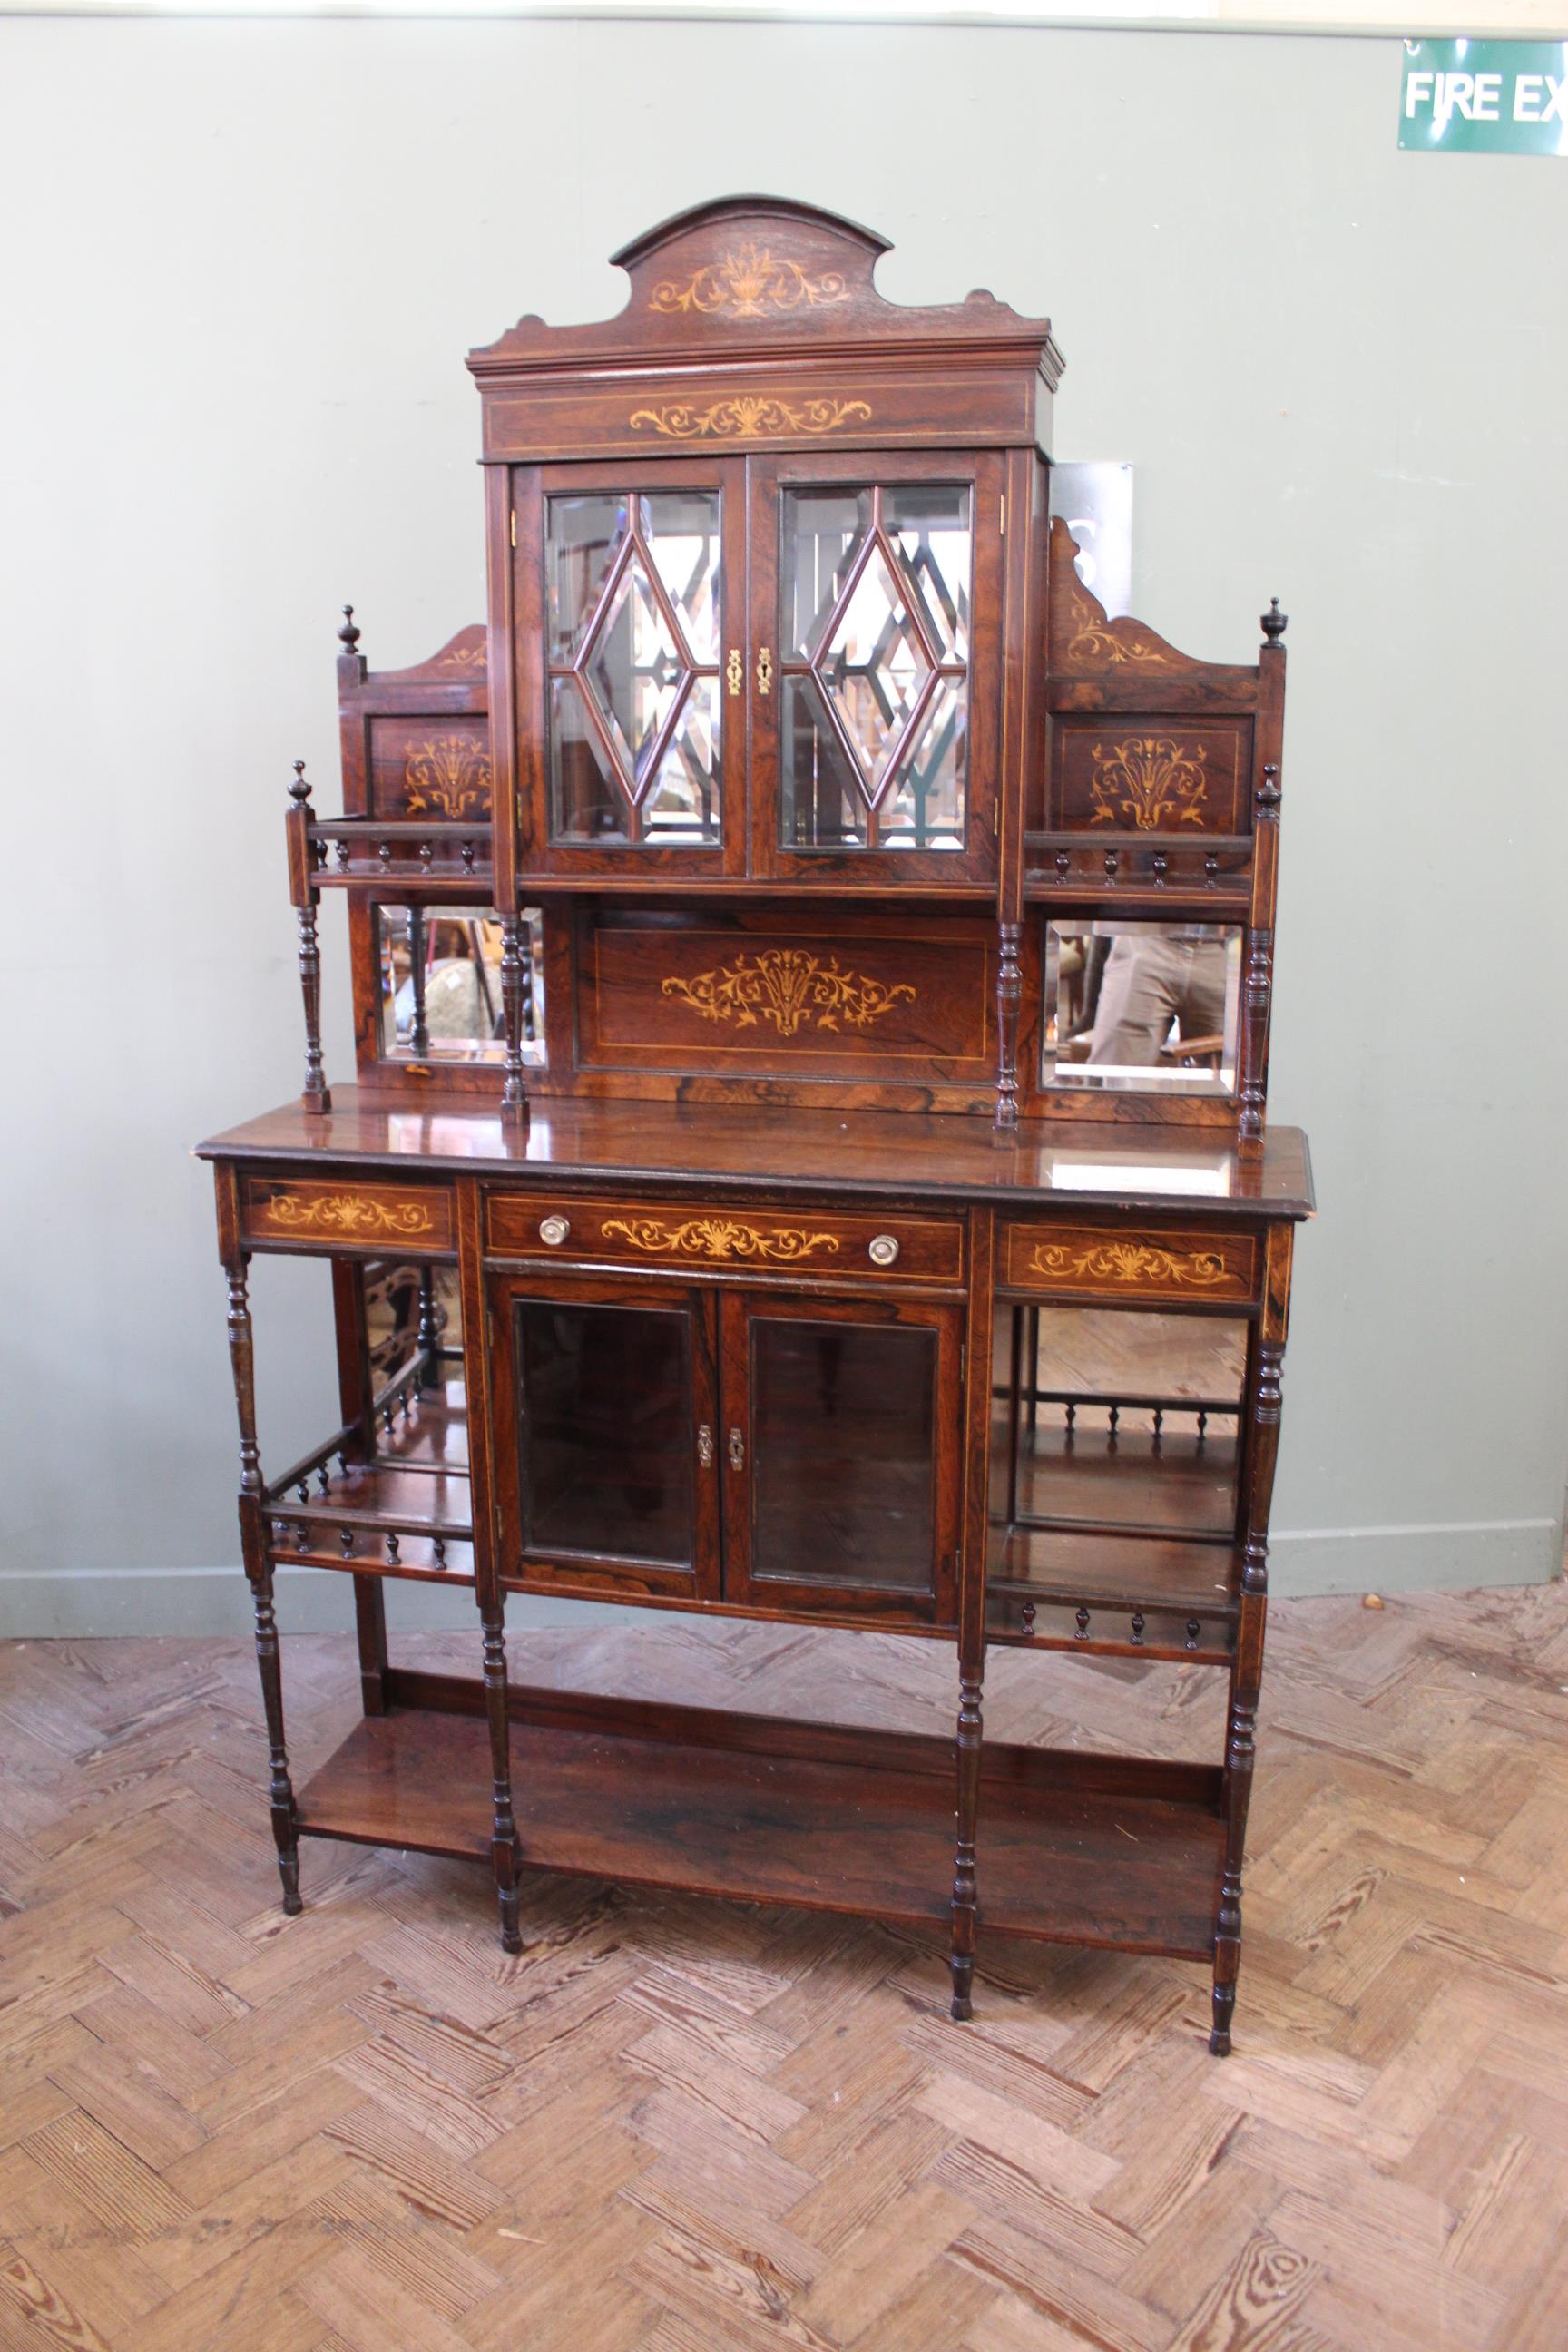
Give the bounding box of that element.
[1401,40,1568,154]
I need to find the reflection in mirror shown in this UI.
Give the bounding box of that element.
[988,1306,1249,1639]
[1043,920,1241,1093]
[377,906,544,1064]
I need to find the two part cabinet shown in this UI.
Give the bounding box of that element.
[205,197,1310,2049]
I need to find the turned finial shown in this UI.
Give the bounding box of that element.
[1261,597,1287,644]
[338,603,361,653]
[289,759,312,806]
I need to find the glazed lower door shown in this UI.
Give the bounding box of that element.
[490,1272,721,1601]
[718,1290,962,1625]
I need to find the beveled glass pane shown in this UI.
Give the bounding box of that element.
[779,674,868,848]
[584,555,684,779]
[377,905,543,1063]
[516,1298,694,1566]
[642,675,721,843]
[782,488,872,659]
[549,676,632,843]
[642,491,720,663]
[750,1319,937,1592]
[885,484,972,662]
[546,494,627,662]
[879,676,966,848]
[823,549,932,789]
[1044,920,1242,1094]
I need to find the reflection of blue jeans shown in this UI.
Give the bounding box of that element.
[1088,936,1228,1065]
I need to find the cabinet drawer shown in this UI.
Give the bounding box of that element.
[485,1192,964,1284]
[240,1175,454,1255]
[999,1219,1258,1304]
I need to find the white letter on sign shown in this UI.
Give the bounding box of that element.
[1473,74,1501,121]
[1406,71,1434,118]
[1514,74,1544,121]
[1545,74,1568,122]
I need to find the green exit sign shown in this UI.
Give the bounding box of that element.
[1401,39,1568,154]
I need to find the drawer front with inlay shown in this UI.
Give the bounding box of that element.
[485,1192,964,1285]
[999,1220,1258,1304]
[240,1176,454,1254]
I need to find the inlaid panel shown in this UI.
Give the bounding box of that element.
[485,1191,964,1285]
[1052,717,1250,836]
[240,1176,455,1255]
[999,1220,1259,1304]
[367,716,492,823]
[577,906,995,1083]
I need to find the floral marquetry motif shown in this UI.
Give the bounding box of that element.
[402,735,493,820]
[662,948,916,1039]
[1031,1240,1232,1289]
[1089,737,1209,831]
[260,1193,436,1239]
[648,244,850,319]
[244,1185,450,1247]
[631,397,872,441]
[600,1217,841,1262]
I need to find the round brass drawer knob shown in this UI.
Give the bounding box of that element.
[538,1214,571,1248]
[867,1234,900,1268]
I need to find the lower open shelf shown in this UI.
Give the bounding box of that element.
[293,1690,1223,1961]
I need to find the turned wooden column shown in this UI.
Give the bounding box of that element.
[1212,1220,1292,2053]
[481,1604,523,1955]
[950,1652,985,2019]
[499,916,530,1129]
[225,1251,302,1914]
[951,1208,997,2018]
[285,761,330,1113]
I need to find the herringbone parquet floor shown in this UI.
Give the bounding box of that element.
[3,1583,1567,2350]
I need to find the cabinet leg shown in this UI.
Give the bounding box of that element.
[226,1254,301,1916]
[1210,1899,1240,2056]
[250,1563,302,1916]
[353,1574,389,1719]
[949,1653,985,2021]
[1210,1681,1259,2055]
[481,1604,523,1955]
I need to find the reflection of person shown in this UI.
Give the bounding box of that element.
[1088,926,1228,1066]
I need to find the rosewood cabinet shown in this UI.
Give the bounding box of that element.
[203,197,1312,2053]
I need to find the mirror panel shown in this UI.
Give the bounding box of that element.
[377,906,544,1064]
[1043,920,1241,1094]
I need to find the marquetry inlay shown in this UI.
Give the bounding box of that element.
[1028,1240,1235,1289]
[630,397,872,441]
[402,734,492,820]
[648,244,849,319]
[601,1217,841,1264]
[1089,737,1209,831]
[662,948,915,1040]
[257,1192,437,1240]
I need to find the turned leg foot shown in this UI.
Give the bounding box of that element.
[279,1850,304,1917]
[495,1852,522,1955]
[1210,1978,1235,2056]
[949,1954,975,2022]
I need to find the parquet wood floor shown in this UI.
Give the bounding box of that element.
[3,1583,1567,2351]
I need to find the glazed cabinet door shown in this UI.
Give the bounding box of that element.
[488,1269,722,1601]
[748,451,1005,888]
[717,1289,962,1625]
[512,457,749,878]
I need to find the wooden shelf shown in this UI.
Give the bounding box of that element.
[265,1388,475,1582]
[1003,1421,1240,1544]
[986,1525,1238,1661]
[294,1692,1223,1960]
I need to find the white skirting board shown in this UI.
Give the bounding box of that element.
[0,1519,1560,1638]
